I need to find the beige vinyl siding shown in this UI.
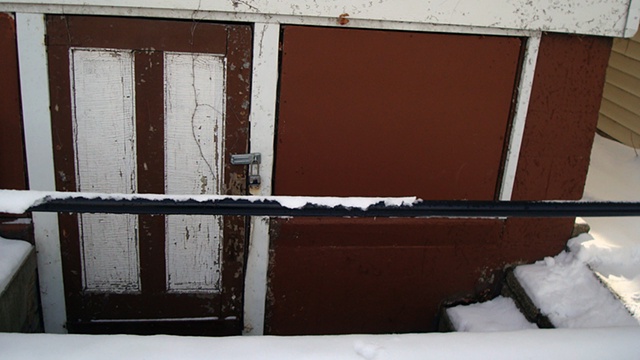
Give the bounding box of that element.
[598,32,640,148]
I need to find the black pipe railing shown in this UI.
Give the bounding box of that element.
[23,194,640,218]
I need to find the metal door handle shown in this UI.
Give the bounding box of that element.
[231,153,261,187]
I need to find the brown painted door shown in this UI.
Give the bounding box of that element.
[268,26,523,334]
[47,16,252,335]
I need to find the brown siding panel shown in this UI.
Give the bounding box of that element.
[502,32,613,305]
[267,218,506,335]
[512,33,612,201]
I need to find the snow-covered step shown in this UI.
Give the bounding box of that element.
[568,229,640,325]
[512,252,639,329]
[442,296,538,332]
[593,271,640,324]
[503,267,554,329]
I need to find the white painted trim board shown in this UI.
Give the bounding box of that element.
[16,12,68,334]
[499,33,541,201]
[243,22,279,336]
[0,0,637,37]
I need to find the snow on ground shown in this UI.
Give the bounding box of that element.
[1,328,640,360]
[569,134,640,321]
[446,296,537,332]
[0,237,32,294]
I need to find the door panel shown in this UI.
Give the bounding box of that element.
[70,48,141,293]
[274,26,522,200]
[47,15,252,335]
[164,52,226,293]
[269,26,523,334]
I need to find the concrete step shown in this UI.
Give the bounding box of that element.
[441,296,537,332]
[502,267,554,329]
[511,253,638,329]
[440,251,638,332]
[592,270,640,324]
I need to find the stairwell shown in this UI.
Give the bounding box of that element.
[439,225,640,332]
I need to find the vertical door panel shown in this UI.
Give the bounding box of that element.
[164,52,226,292]
[70,49,140,292]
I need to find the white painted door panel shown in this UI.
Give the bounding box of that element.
[70,48,140,292]
[164,52,226,292]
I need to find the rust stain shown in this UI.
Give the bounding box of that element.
[337,13,350,25]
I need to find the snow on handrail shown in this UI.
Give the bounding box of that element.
[2,189,640,217]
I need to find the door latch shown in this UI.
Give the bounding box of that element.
[231,153,261,187]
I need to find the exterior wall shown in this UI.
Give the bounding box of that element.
[598,30,640,148]
[0,3,617,335]
[512,33,613,201]
[499,33,612,309]
[265,32,613,335]
[266,26,522,335]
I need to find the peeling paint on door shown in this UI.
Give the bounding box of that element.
[48,15,251,334]
[164,52,225,292]
[70,48,140,292]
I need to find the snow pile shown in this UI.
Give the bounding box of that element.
[446,296,537,332]
[0,236,33,294]
[570,134,640,321]
[514,250,638,328]
[1,328,640,360]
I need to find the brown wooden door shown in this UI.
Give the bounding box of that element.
[46,15,252,335]
[268,26,523,334]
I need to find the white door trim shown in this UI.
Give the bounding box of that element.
[16,12,68,333]
[243,22,280,335]
[499,33,542,201]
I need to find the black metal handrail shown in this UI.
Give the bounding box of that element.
[19,193,640,218]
